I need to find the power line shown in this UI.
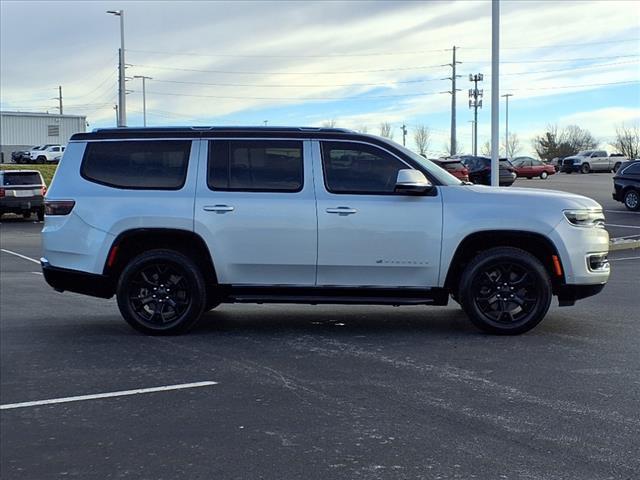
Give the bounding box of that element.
[125,38,638,58]
[126,47,451,58]
[131,54,639,76]
[142,80,638,102]
[138,59,638,91]
[130,62,449,75]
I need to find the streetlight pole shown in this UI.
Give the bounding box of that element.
[107,10,126,127]
[133,75,152,126]
[490,0,500,186]
[502,93,514,158]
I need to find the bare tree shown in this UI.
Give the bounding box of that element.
[322,119,337,128]
[413,125,431,156]
[379,122,394,140]
[611,123,640,159]
[481,140,492,157]
[356,125,369,134]
[442,140,464,156]
[533,124,598,160]
[503,132,521,158]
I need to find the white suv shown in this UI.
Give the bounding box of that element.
[41,127,610,335]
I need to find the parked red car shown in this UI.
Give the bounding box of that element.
[431,158,469,182]
[511,156,556,179]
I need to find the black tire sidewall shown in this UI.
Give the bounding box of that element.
[116,249,206,335]
[459,247,552,335]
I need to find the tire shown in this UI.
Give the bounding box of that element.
[116,249,207,335]
[581,163,590,174]
[458,247,552,335]
[613,162,621,173]
[624,189,640,211]
[540,171,548,179]
[37,207,45,221]
[37,156,46,163]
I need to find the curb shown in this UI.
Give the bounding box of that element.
[609,238,640,252]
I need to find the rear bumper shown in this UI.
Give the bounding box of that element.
[41,258,114,299]
[0,197,44,212]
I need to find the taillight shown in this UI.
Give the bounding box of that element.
[0,188,5,198]
[45,200,75,216]
[41,185,47,196]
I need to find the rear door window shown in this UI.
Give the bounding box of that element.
[2,172,42,186]
[208,140,303,192]
[81,140,191,189]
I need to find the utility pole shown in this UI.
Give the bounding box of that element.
[502,93,514,158]
[490,0,500,186]
[442,46,462,156]
[107,10,126,127]
[468,74,483,156]
[468,120,475,156]
[58,86,63,115]
[133,75,152,126]
[114,104,119,125]
[263,120,268,126]
[401,124,408,146]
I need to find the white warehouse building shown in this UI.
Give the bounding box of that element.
[0,111,86,163]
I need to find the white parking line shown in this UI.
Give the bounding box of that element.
[0,248,40,264]
[609,256,640,262]
[605,210,640,215]
[0,381,218,410]
[605,224,640,229]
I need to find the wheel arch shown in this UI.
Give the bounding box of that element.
[103,228,218,287]
[444,230,565,295]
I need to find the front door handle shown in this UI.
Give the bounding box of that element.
[203,204,234,213]
[326,206,357,215]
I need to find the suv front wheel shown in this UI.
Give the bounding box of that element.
[116,249,206,335]
[458,247,552,335]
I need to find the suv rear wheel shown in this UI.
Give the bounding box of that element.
[458,247,552,335]
[116,249,206,335]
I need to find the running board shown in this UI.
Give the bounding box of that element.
[218,286,449,306]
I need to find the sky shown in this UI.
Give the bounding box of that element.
[1,0,639,157]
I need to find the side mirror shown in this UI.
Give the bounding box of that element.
[395,169,433,194]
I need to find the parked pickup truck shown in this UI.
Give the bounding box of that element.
[560,150,627,174]
[29,145,65,163]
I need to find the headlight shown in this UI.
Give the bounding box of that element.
[563,209,605,228]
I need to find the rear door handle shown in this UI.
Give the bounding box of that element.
[326,207,357,215]
[203,205,234,213]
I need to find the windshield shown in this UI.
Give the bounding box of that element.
[391,143,463,186]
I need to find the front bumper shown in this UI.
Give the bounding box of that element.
[560,164,580,172]
[556,283,606,306]
[41,258,114,299]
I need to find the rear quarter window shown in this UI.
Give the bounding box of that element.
[81,140,191,189]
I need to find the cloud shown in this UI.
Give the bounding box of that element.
[1,0,638,135]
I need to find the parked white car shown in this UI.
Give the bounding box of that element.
[560,150,627,174]
[29,145,65,163]
[41,127,610,335]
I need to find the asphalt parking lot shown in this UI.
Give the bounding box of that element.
[1,173,639,480]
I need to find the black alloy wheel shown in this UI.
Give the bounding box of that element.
[116,249,206,334]
[458,247,552,334]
